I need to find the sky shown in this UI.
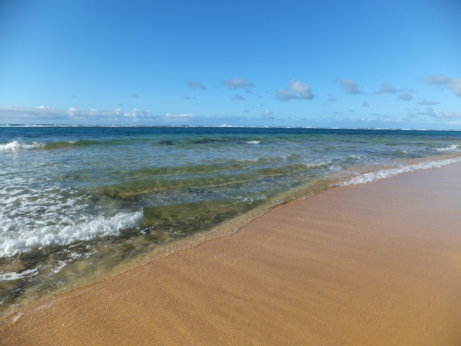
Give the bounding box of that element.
[0,0,460,128]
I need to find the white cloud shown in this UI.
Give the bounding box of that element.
[437,111,461,119]
[69,107,123,119]
[276,89,298,101]
[337,79,361,94]
[426,74,451,84]
[451,79,461,96]
[328,97,336,102]
[276,79,314,101]
[123,108,152,120]
[362,102,369,107]
[165,112,194,118]
[289,79,314,99]
[409,107,461,119]
[261,111,274,120]
[416,107,436,117]
[187,81,206,90]
[417,99,439,105]
[0,105,124,123]
[0,105,68,121]
[231,94,244,100]
[222,78,254,90]
[67,107,78,117]
[426,74,461,97]
[377,83,398,94]
[397,93,412,101]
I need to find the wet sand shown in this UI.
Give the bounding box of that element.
[1,163,461,345]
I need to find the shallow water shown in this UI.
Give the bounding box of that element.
[1,126,461,312]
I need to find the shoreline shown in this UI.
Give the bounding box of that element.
[2,162,461,344]
[1,138,460,315]
[3,152,458,316]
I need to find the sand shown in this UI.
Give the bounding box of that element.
[1,163,461,345]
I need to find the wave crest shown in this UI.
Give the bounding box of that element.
[342,157,461,186]
[435,145,458,152]
[0,211,144,257]
[0,140,44,151]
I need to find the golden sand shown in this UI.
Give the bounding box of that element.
[1,163,461,345]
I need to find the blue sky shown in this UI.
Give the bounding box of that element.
[0,0,460,128]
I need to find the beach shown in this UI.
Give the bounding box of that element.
[3,127,461,312]
[1,162,460,345]
[2,0,460,343]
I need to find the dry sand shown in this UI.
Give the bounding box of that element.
[1,163,461,345]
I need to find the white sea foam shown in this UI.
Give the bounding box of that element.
[51,260,68,274]
[234,195,267,204]
[12,313,23,323]
[435,145,458,151]
[281,153,297,160]
[0,211,144,257]
[247,141,261,144]
[0,267,40,281]
[342,156,461,186]
[305,161,331,168]
[237,158,259,162]
[0,162,144,258]
[0,140,44,151]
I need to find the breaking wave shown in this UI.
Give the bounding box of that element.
[0,140,45,151]
[0,211,144,257]
[342,156,461,186]
[435,144,458,151]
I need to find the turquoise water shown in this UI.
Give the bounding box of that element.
[1,126,461,312]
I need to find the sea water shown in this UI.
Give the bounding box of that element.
[1,126,461,312]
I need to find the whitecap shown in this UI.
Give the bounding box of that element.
[237,158,259,162]
[0,211,144,257]
[247,141,261,144]
[435,145,458,151]
[0,140,44,151]
[305,161,331,168]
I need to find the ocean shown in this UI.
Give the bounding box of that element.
[1,125,461,313]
